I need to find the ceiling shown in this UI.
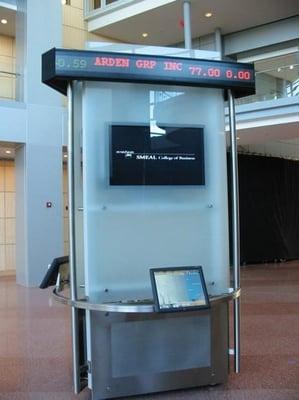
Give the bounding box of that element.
[237,124,299,159]
[237,121,299,145]
[0,142,69,161]
[0,141,19,159]
[92,0,299,46]
[0,3,16,37]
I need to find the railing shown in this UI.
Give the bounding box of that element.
[85,0,131,15]
[0,70,19,101]
[95,0,119,8]
[236,52,299,106]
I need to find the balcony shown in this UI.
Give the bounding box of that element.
[84,0,175,18]
[84,1,299,47]
[225,51,299,147]
[85,0,124,12]
[0,1,17,100]
[0,70,19,101]
[84,0,176,43]
[236,51,299,106]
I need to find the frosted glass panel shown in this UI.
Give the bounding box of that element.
[82,82,229,300]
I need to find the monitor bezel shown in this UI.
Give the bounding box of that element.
[150,266,210,313]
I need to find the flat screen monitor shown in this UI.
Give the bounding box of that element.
[110,125,204,185]
[150,266,210,312]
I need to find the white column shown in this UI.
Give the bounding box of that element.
[214,28,222,56]
[183,0,192,49]
[15,0,64,286]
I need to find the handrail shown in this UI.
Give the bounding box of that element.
[0,70,20,101]
[228,89,241,374]
[52,286,241,313]
[85,0,139,17]
[0,70,20,76]
[237,53,299,105]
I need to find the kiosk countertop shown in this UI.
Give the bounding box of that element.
[52,286,241,313]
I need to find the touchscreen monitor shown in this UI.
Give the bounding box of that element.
[150,266,210,312]
[110,125,204,185]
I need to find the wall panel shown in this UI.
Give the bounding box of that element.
[0,161,68,274]
[0,160,15,273]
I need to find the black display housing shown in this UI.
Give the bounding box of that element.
[42,48,255,98]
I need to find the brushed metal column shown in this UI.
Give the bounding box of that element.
[228,89,241,373]
[67,82,81,393]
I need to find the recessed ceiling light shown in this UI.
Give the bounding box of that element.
[237,137,240,140]
[289,65,294,70]
[1,19,8,24]
[204,12,213,18]
[5,150,11,154]
[142,32,148,38]
[63,154,68,158]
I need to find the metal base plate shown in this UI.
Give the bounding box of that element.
[89,302,228,399]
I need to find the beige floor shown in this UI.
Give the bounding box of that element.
[0,261,299,400]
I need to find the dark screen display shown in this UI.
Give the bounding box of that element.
[110,125,204,185]
[153,269,208,311]
[150,266,210,312]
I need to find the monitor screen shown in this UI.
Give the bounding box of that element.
[110,125,204,185]
[150,266,210,312]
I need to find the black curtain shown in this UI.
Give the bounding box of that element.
[237,154,299,264]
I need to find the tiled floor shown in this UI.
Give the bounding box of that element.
[0,261,299,400]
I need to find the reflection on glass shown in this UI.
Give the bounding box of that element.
[93,0,101,9]
[149,90,184,135]
[236,52,299,105]
[92,0,120,10]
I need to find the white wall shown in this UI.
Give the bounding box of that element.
[224,16,299,56]
[15,0,64,286]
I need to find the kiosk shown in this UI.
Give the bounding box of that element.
[42,44,255,400]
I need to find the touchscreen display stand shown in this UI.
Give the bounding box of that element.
[150,266,210,312]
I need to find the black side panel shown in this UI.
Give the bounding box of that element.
[42,48,68,95]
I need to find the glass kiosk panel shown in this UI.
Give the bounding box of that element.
[82,82,230,302]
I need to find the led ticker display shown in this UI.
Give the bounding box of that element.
[42,48,255,96]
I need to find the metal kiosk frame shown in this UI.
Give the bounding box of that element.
[42,47,255,399]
